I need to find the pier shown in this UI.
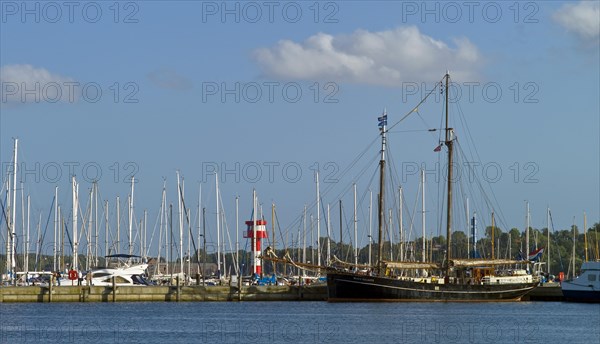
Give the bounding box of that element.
[0,284,327,303]
[0,284,567,303]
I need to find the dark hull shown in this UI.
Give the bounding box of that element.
[562,289,600,303]
[327,272,538,302]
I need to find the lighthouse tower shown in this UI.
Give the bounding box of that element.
[244,219,268,275]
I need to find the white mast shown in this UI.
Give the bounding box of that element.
[58,206,62,271]
[10,138,18,276]
[252,189,257,275]
[105,200,109,258]
[72,176,79,270]
[54,186,58,271]
[316,170,321,271]
[87,186,93,270]
[25,195,30,275]
[572,216,576,278]
[353,183,358,266]
[399,187,403,262]
[116,196,120,253]
[157,182,166,274]
[327,203,331,266]
[177,172,183,276]
[547,207,550,274]
[4,179,10,277]
[235,195,241,275]
[186,208,191,281]
[466,197,470,258]
[215,173,221,278]
[310,214,314,268]
[198,184,202,275]
[128,176,135,256]
[525,201,530,261]
[20,183,25,272]
[144,209,148,259]
[302,205,307,273]
[421,169,426,263]
[369,190,373,266]
[94,182,99,266]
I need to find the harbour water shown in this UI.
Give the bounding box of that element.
[1,301,598,343]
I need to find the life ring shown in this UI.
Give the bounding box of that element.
[68,270,78,281]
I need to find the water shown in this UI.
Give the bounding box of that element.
[1,301,598,344]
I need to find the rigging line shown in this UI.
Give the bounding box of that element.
[455,140,509,232]
[414,110,440,142]
[387,129,435,133]
[147,201,163,255]
[281,137,381,235]
[282,78,442,239]
[549,210,564,271]
[387,75,444,133]
[178,183,198,255]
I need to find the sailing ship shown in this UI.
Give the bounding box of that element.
[327,73,540,301]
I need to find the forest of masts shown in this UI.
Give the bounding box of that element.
[2,175,599,280]
[2,139,599,282]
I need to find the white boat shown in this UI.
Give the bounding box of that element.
[561,261,600,302]
[59,254,150,286]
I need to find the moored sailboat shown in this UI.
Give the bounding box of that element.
[327,73,540,301]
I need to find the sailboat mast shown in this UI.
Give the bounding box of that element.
[10,138,18,276]
[526,201,530,261]
[252,189,257,275]
[547,207,550,274]
[584,212,588,262]
[129,176,134,256]
[54,186,58,272]
[272,203,276,275]
[316,171,321,271]
[376,109,387,275]
[215,173,221,278]
[444,73,453,278]
[235,196,239,276]
[353,183,358,266]
[491,212,495,260]
[369,191,372,266]
[116,196,120,253]
[72,176,78,271]
[572,216,576,278]
[105,200,109,258]
[327,203,331,266]
[399,187,403,262]
[421,169,426,263]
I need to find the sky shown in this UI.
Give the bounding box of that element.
[1,1,599,258]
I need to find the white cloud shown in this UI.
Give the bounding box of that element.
[147,69,193,90]
[1,64,76,104]
[253,26,483,86]
[554,1,600,41]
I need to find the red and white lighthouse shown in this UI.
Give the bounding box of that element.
[244,219,267,275]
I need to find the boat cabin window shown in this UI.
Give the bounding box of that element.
[588,274,597,282]
[93,273,111,278]
[102,276,129,284]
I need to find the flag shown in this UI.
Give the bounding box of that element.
[378,114,387,127]
[433,144,442,152]
[527,248,544,261]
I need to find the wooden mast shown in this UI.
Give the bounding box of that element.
[444,72,453,278]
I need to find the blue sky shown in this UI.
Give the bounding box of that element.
[1,1,599,257]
